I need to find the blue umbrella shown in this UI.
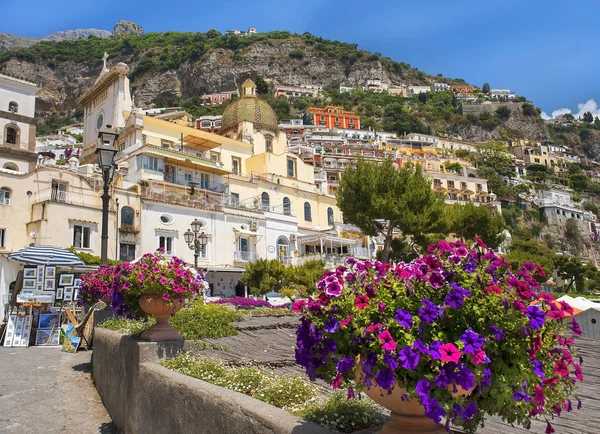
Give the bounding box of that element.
[8,244,85,267]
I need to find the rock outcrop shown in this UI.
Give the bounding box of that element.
[42,29,112,41]
[113,21,143,37]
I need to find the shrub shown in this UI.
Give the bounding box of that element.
[299,392,386,433]
[289,49,305,60]
[163,355,319,412]
[169,301,243,339]
[210,296,283,309]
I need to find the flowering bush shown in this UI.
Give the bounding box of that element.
[78,251,207,317]
[210,296,286,310]
[294,239,583,433]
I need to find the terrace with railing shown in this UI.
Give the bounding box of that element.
[32,188,110,211]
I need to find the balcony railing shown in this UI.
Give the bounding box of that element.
[33,188,107,210]
[234,251,260,262]
[167,174,228,193]
[141,188,224,211]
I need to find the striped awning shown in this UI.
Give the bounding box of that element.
[8,244,85,266]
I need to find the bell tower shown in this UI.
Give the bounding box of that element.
[77,53,132,163]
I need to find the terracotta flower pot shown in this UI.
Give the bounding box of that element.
[356,360,471,434]
[138,293,184,341]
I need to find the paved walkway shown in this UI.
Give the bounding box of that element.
[0,347,118,434]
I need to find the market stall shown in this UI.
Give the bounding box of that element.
[1,245,85,348]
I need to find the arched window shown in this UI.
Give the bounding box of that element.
[121,206,135,226]
[283,197,291,216]
[0,187,11,205]
[5,125,18,145]
[8,101,18,113]
[304,202,312,222]
[327,207,334,225]
[261,192,270,211]
[2,163,18,171]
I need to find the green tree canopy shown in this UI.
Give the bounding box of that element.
[337,159,447,262]
[482,83,490,94]
[240,259,286,296]
[447,203,506,249]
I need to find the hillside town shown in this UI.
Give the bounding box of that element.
[1,34,600,434]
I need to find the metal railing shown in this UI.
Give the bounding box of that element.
[167,175,228,193]
[234,251,260,262]
[33,188,105,210]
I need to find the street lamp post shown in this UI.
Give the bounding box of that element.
[96,128,119,265]
[184,219,208,269]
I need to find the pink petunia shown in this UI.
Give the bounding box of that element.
[484,285,503,295]
[332,373,343,389]
[533,386,545,405]
[340,314,354,327]
[354,295,369,310]
[377,330,397,352]
[439,343,461,363]
[291,300,307,312]
[472,348,488,365]
[162,293,170,301]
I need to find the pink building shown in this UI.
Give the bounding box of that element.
[200,91,239,106]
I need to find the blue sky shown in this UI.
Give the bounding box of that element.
[3,0,599,116]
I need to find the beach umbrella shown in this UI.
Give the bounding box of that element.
[8,244,85,267]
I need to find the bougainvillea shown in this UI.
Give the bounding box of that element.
[294,239,583,433]
[78,250,207,317]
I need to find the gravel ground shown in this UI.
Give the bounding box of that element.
[0,347,118,434]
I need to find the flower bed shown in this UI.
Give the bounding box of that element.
[294,239,583,433]
[162,354,384,432]
[210,296,287,310]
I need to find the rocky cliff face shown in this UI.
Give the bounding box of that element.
[458,103,550,143]
[42,29,112,41]
[113,21,144,37]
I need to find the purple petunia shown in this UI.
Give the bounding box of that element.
[336,357,354,373]
[532,360,546,380]
[429,340,442,360]
[415,379,431,399]
[454,402,478,421]
[423,397,446,424]
[488,324,505,341]
[399,346,420,370]
[513,389,532,402]
[460,328,486,355]
[526,306,546,330]
[455,363,475,390]
[324,317,339,333]
[481,368,492,388]
[413,339,428,355]
[419,298,443,324]
[383,351,399,371]
[445,285,470,309]
[376,368,395,390]
[395,309,413,329]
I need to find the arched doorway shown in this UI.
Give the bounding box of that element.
[277,236,290,260]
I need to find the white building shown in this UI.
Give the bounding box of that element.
[339,86,358,94]
[490,89,516,99]
[408,85,431,95]
[196,116,223,131]
[0,73,39,173]
[432,83,450,92]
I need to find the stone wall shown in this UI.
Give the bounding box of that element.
[92,328,334,434]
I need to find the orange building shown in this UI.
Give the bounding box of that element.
[451,85,476,95]
[306,105,360,130]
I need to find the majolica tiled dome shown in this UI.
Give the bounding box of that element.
[221,79,278,133]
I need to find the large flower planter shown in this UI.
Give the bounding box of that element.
[138,294,184,341]
[356,362,445,434]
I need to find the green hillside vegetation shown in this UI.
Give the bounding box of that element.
[0,30,466,86]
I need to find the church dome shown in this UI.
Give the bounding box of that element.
[220,79,278,133]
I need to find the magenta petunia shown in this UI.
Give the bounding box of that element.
[354,295,369,310]
[377,330,397,352]
[439,343,461,363]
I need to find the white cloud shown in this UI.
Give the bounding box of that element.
[542,99,600,120]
